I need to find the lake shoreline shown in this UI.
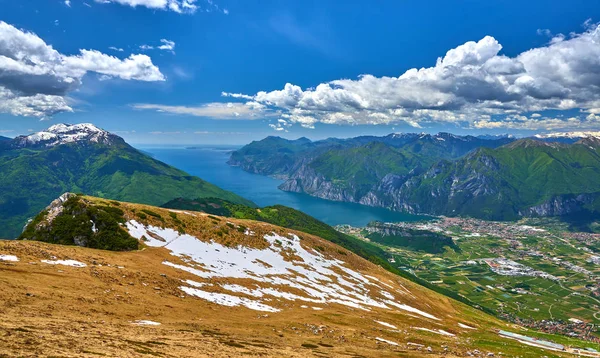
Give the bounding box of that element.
[138,145,431,227]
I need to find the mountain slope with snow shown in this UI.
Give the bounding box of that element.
[5,195,596,356]
[534,131,600,140]
[8,123,120,148]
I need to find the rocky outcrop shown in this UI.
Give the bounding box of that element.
[42,192,78,226]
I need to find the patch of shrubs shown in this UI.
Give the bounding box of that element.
[136,212,147,220]
[141,209,162,219]
[19,196,138,251]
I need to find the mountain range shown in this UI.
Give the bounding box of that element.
[0,123,253,238]
[229,132,600,223]
[2,194,594,356]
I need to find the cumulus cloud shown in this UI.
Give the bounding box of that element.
[0,21,164,117]
[65,0,71,7]
[109,46,124,52]
[94,0,198,14]
[214,22,600,131]
[473,113,600,131]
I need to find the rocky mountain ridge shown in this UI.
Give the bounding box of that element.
[233,134,600,222]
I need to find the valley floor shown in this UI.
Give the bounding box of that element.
[337,217,600,342]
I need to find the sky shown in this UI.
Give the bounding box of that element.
[1,0,600,144]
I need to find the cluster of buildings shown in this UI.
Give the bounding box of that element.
[480,258,559,281]
[500,314,600,344]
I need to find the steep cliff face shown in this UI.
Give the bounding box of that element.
[521,193,600,217]
[278,163,361,202]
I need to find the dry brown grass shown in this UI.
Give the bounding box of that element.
[0,197,580,357]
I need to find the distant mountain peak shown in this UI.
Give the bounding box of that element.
[505,138,565,149]
[11,123,119,148]
[476,134,515,140]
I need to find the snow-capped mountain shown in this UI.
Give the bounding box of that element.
[534,131,600,139]
[10,123,119,148]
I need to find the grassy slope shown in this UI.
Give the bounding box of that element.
[0,142,253,238]
[228,136,320,175]
[5,196,599,356]
[309,142,423,197]
[410,141,600,220]
[493,141,600,204]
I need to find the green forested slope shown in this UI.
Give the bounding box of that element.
[0,140,253,238]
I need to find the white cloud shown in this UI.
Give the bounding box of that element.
[216,22,600,131]
[139,39,176,54]
[65,0,71,7]
[222,92,254,100]
[109,46,124,52]
[536,28,552,37]
[132,102,270,119]
[269,123,285,131]
[0,21,164,117]
[94,0,198,14]
[158,39,175,53]
[473,115,598,131]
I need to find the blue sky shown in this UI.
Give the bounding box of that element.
[1,0,600,144]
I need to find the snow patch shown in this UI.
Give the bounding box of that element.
[132,320,161,326]
[181,286,280,312]
[0,254,19,262]
[413,327,456,337]
[41,259,87,268]
[375,320,398,329]
[126,220,441,317]
[386,301,439,320]
[375,337,399,346]
[458,323,476,330]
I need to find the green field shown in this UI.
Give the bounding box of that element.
[338,218,600,339]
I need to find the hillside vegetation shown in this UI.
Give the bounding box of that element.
[0,125,253,238]
[231,134,600,224]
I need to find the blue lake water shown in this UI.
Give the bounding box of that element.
[140,145,429,227]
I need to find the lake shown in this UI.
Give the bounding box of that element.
[140,145,430,227]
